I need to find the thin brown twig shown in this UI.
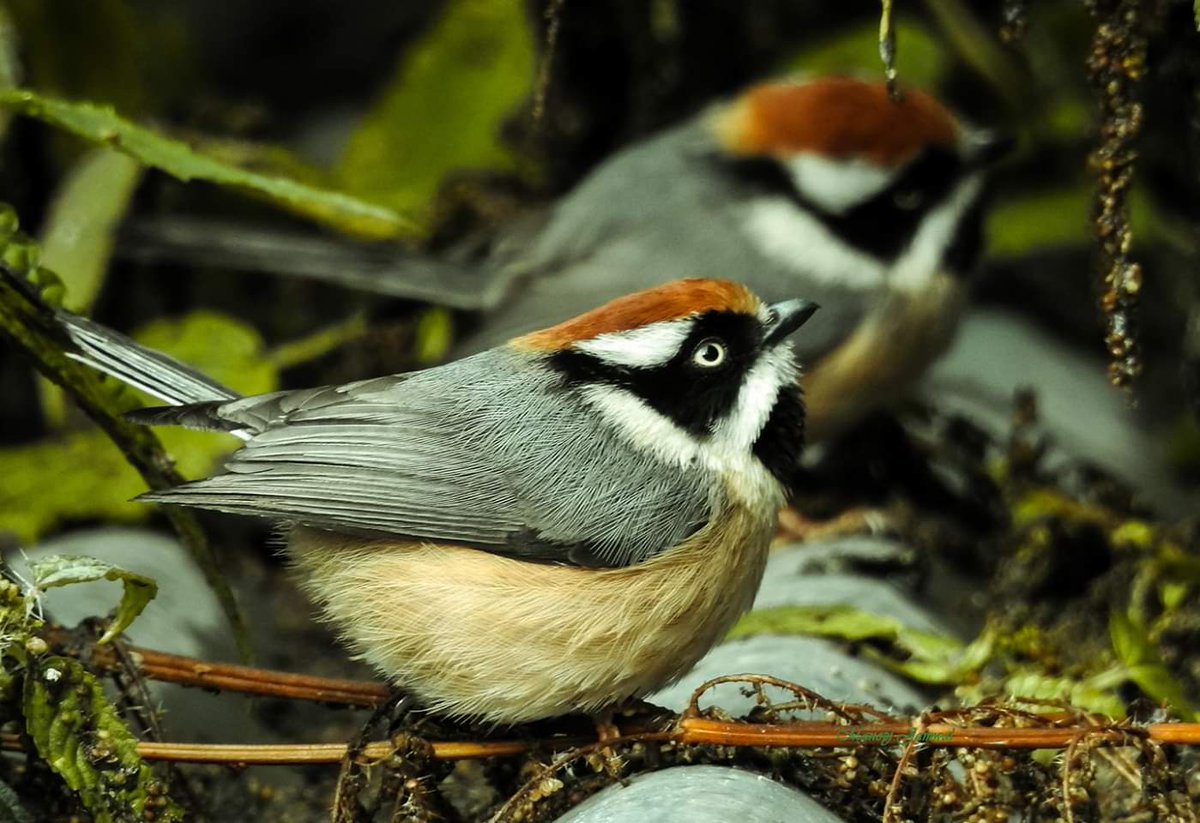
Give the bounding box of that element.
[684,673,893,723]
[883,712,928,823]
[43,628,389,707]
[0,718,1194,768]
[531,0,567,127]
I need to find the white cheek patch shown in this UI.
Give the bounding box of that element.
[890,174,983,292]
[575,320,693,369]
[711,346,797,456]
[582,347,798,482]
[788,154,895,215]
[741,198,888,291]
[580,384,701,469]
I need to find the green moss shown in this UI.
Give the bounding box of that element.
[24,656,182,822]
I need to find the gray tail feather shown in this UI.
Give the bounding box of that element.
[59,313,240,407]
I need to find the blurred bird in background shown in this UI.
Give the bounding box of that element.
[126,77,1008,443]
[454,77,1009,442]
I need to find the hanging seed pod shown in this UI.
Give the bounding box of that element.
[1085,0,1151,392]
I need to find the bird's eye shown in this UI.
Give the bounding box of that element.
[691,338,727,368]
[893,188,925,210]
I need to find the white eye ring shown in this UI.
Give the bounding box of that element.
[691,338,727,368]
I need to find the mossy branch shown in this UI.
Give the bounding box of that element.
[0,213,251,663]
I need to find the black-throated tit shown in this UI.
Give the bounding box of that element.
[59,279,817,724]
[456,77,1007,441]
[125,77,1006,442]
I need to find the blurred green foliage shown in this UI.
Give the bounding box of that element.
[0,312,274,543]
[1110,610,1197,721]
[38,150,144,314]
[6,0,149,115]
[0,90,414,240]
[728,603,993,686]
[785,17,949,91]
[335,0,534,232]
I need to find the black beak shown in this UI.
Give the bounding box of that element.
[967,130,1015,169]
[762,299,819,348]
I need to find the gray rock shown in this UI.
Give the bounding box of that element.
[926,308,1187,513]
[755,541,948,636]
[765,535,913,574]
[7,527,254,744]
[8,527,233,660]
[553,765,845,823]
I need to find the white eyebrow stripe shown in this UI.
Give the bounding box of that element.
[787,154,896,215]
[574,319,694,368]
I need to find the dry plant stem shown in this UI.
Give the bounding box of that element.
[879,0,899,99]
[56,631,390,707]
[333,691,410,823]
[1,719,1195,767]
[531,0,567,126]
[1086,0,1148,389]
[684,673,894,723]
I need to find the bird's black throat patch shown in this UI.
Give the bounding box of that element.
[752,382,806,490]
[718,146,980,274]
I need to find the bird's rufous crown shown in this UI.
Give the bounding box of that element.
[714,77,958,167]
[513,279,760,352]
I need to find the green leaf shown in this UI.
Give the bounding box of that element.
[413,306,454,365]
[39,149,143,314]
[29,555,157,644]
[134,311,276,399]
[728,605,983,685]
[35,148,144,428]
[336,0,534,231]
[0,89,413,240]
[1109,611,1197,720]
[23,656,182,822]
[996,671,1128,718]
[0,3,20,140]
[783,17,950,92]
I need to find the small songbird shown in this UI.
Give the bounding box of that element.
[61,279,817,724]
[455,77,1009,441]
[119,77,1005,442]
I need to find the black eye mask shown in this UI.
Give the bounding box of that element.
[549,311,765,437]
[715,147,976,268]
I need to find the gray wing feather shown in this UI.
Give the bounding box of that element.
[143,349,714,567]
